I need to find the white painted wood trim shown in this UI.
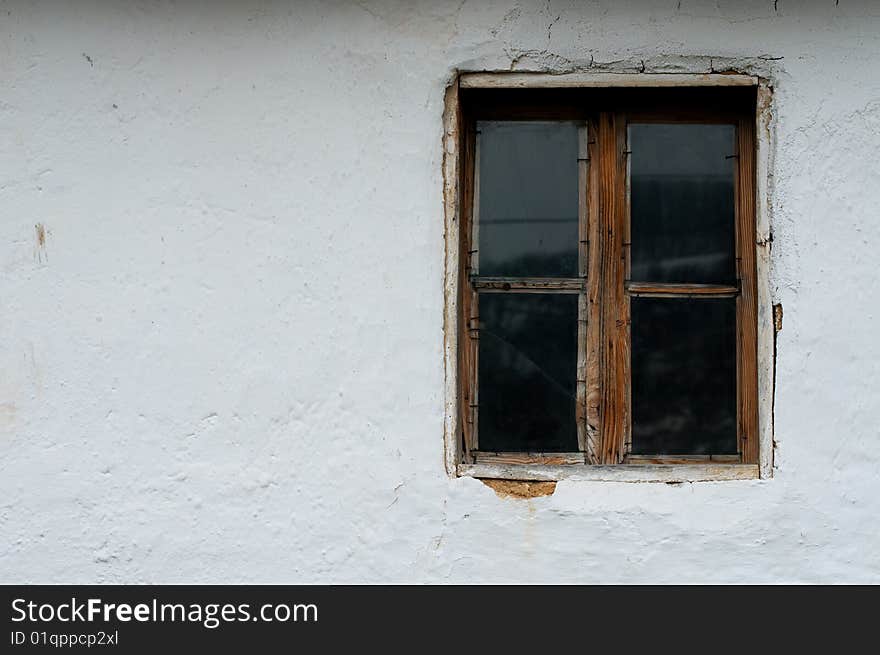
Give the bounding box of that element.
[459,463,760,483]
[756,79,776,479]
[442,81,461,476]
[459,72,759,89]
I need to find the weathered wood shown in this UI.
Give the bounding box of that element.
[453,82,765,474]
[459,463,760,483]
[624,454,741,464]
[585,119,602,464]
[442,80,461,475]
[459,72,759,89]
[458,118,478,458]
[625,282,740,297]
[578,123,590,278]
[470,129,481,278]
[756,79,775,479]
[466,303,479,454]
[736,117,760,464]
[623,120,633,457]
[472,277,583,292]
[576,124,589,457]
[473,452,584,466]
[576,291,589,458]
[596,113,629,465]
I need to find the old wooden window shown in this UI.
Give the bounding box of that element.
[450,75,765,481]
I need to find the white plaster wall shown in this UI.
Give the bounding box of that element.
[1,0,878,583]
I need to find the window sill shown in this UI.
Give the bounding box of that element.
[458,462,760,483]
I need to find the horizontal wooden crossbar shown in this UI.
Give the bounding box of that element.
[626,281,740,298]
[472,277,584,293]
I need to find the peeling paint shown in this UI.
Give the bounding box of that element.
[481,479,557,499]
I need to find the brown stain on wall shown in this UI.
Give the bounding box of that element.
[34,223,47,262]
[771,302,783,467]
[481,479,557,499]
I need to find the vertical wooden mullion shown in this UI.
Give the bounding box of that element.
[469,125,481,453]
[736,117,759,464]
[734,147,743,461]
[585,118,602,464]
[622,119,633,457]
[596,112,629,464]
[576,124,587,458]
[471,127,481,280]
[577,122,597,463]
[459,120,478,460]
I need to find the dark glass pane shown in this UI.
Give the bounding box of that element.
[477,121,579,277]
[629,124,736,284]
[631,297,736,455]
[478,293,578,452]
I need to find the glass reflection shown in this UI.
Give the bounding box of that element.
[629,123,736,284]
[478,293,578,452]
[631,297,737,455]
[477,121,579,277]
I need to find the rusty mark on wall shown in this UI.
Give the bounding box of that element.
[771,302,783,467]
[34,223,48,263]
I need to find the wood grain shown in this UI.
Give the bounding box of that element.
[623,119,633,457]
[624,454,741,464]
[473,452,584,466]
[756,79,775,478]
[585,118,602,464]
[625,282,739,297]
[458,119,478,458]
[576,123,590,458]
[596,113,629,464]
[442,80,461,475]
[472,277,583,292]
[736,117,760,464]
[455,85,762,472]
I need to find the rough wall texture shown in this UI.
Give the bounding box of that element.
[1,0,878,583]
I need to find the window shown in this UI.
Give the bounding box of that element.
[445,73,770,482]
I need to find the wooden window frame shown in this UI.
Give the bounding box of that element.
[442,73,775,483]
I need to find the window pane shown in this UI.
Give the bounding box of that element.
[631,297,737,455]
[478,293,578,452]
[477,121,579,277]
[629,124,736,284]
